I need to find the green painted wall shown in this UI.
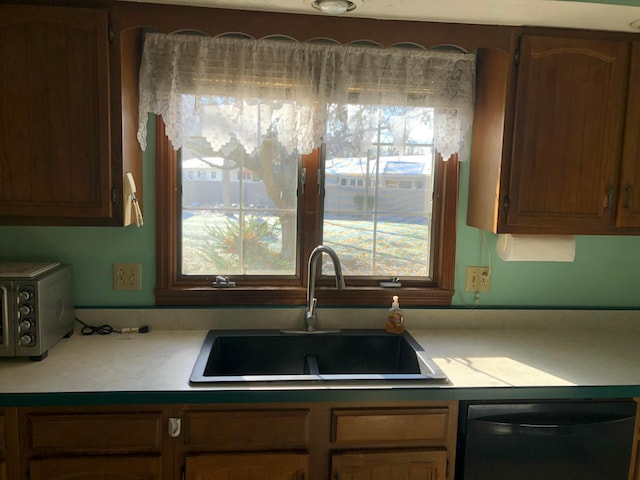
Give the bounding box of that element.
[2,120,640,308]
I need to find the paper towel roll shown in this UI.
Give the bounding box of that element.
[496,234,576,262]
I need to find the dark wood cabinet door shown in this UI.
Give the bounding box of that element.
[506,35,629,233]
[0,5,112,224]
[29,456,163,480]
[332,450,447,480]
[617,41,640,228]
[185,453,308,480]
[0,409,17,480]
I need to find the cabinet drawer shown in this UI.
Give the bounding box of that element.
[26,413,163,453]
[186,453,309,479]
[332,408,449,445]
[29,455,163,480]
[332,449,448,480]
[184,409,310,451]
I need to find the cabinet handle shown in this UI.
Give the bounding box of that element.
[168,417,182,438]
[605,187,614,212]
[624,185,633,210]
[502,196,509,215]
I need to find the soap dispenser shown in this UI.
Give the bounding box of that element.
[385,295,404,334]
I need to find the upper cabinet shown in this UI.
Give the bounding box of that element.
[468,33,640,235]
[617,41,640,228]
[0,4,142,226]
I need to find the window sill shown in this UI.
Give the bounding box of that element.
[154,286,453,307]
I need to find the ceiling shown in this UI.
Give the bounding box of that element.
[126,0,640,33]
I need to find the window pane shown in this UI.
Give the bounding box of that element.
[180,97,299,276]
[322,105,435,277]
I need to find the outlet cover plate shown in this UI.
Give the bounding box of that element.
[113,263,142,290]
[465,266,491,292]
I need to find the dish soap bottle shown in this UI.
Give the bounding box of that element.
[385,295,404,334]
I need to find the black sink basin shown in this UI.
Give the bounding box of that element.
[190,329,447,384]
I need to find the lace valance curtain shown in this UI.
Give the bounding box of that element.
[137,32,475,160]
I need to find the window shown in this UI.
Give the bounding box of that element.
[180,122,299,277]
[142,33,474,307]
[322,104,436,278]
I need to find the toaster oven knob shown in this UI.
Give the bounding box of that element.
[18,289,32,301]
[18,305,32,316]
[20,333,35,346]
[19,319,33,332]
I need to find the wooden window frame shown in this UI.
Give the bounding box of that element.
[155,118,458,307]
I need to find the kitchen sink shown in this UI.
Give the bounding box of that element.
[189,329,448,384]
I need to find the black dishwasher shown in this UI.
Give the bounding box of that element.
[456,399,636,480]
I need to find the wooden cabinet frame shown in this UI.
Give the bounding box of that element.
[16,405,173,480]
[176,401,458,480]
[11,401,457,480]
[0,408,18,480]
[0,3,142,226]
[468,29,640,235]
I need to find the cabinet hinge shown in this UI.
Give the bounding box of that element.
[108,24,114,44]
[503,196,509,214]
[111,187,119,205]
[514,47,520,66]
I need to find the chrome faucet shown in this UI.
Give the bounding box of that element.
[305,245,345,332]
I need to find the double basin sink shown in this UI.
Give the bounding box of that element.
[190,329,447,384]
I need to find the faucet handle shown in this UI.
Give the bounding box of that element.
[305,298,318,332]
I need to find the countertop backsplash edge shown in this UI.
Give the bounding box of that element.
[73,307,640,332]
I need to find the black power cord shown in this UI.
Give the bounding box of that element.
[75,317,150,336]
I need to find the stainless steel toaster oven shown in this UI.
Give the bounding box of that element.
[0,262,74,360]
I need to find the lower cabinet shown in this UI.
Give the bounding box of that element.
[16,405,172,480]
[178,402,457,480]
[28,456,163,480]
[332,450,447,480]
[6,399,640,479]
[329,407,452,480]
[0,409,17,480]
[629,398,640,480]
[9,401,457,480]
[0,410,6,480]
[185,453,309,480]
[179,407,312,480]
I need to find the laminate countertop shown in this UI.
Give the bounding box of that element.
[1,325,639,406]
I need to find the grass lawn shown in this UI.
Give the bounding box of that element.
[182,212,430,276]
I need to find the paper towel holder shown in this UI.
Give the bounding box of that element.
[496,234,576,262]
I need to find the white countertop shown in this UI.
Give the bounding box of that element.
[1,326,639,398]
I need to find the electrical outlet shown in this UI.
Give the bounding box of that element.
[113,263,142,290]
[465,266,491,292]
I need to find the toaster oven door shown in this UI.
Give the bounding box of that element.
[0,282,16,356]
